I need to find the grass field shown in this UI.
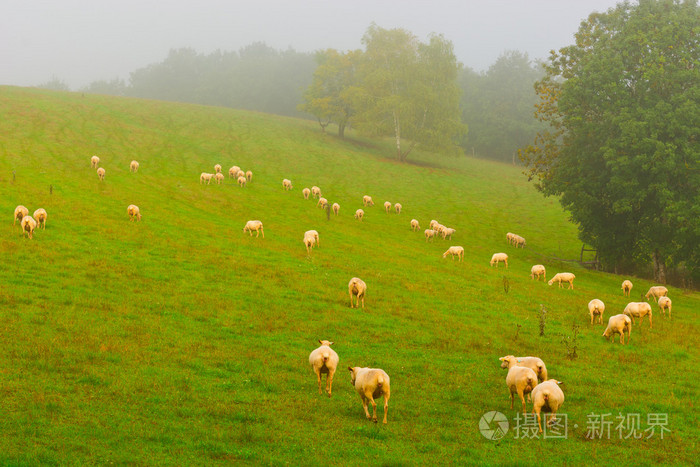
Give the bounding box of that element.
[0,86,697,465]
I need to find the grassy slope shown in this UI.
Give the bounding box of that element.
[0,86,697,465]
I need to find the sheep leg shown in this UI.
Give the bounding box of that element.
[261,229,264,239]
[648,314,652,329]
[510,392,514,409]
[360,296,364,309]
[361,397,371,420]
[327,369,334,397]
[590,314,594,325]
[534,408,543,433]
[349,291,354,308]
[383,394,389,424]
[519,390,526,413]
[367,394,378,422]
[315,369,323,394]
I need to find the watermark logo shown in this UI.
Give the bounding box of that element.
[479,411,509,440]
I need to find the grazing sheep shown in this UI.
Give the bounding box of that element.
[603,314,632,344]
[228,166,240,178]
[311,186,321,199]
[127,204,141,221]
[91,155,100,168]
[410,219,420,231]
[309,340,339,397]
[394,203,402,214]
[548,272,575,289]
[354,209,364,221]
[130,160,139,172]
[214,164,222,174]
[283,179,293,190]
[200,172,214,184]
[623,302,652,328]
[512,235,526,248]
[236,170,245,179]
[362,195,374,206]
[348,366,390,424]
[348,277,367,309]
[243,220,264,238]
[588,299,605,325]
[384,201,392,213]
[658,296,672,318]
[304,230,319,253]
[499,355,548,383]
[332,203,340,216]
[424,229,436,242]
[14,205,28,225]
[530,264,546,281]
[97,167,106,181]
[442,246,464,261]
[621,280,633,297]
[505,365,538,413]
[302,188,311,199]
[317,197,328,209]
[442,227,456,240]
[33,208,47,229]
[645,286,668,301]
[531,380,565,433]
[490,253,508,268]
[434,224,447,238]
[237,175,247,187]
[429,220,439,230]
[246,170,252,182]
[506,232,515,244]
[21,216,37,239]
[215,173,225,184]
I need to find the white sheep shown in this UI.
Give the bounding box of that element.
[530,380,565,433]
[200,172,214,184]
[214,164,222,174]
[215,173,225,184]
[362,195,374,206]
[283,179,293,190]
[311,186,321,199]
[441,227,456,240]
[97,167,106,181]
[384,201,392,213]
[243,220,264,238]
[127,204,141,221]
[603,314,632,344]
[302,188,311,199]
[332,203,340,216]
[623,302,652,328]
[348,366,390,424]
[91,155,100,168]
[506,232,515,244]
[505,365,538,413]
[236,170,245,179]
[588,299,605,325]
[621,280,633,297]
[317,197,328,209]
[348,277,367,309]
[645,286,668,300]
[512,234,526,248]
[424,229,436,242]
[442,246,464,261]
[33,208,47,229]
[490,253,508,268]
[14,205,28,226]
[229,166,240,178]
[130,160,139,172]
[304,230,319,253]
[237,175,247,187]
[309,340,339,397]
[410,219,420,231]
[246,170,252,182]
[658,296,672,318]
[394,203,402,214]
[499,355,548,383]
[548,272,575,289]
[429,220,439,230]
[530,264,546,281]
[354,209,364,221]
[21,216,37,239]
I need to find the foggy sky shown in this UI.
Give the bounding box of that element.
[1,0,624,89]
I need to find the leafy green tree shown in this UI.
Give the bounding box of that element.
[520,0,700,283]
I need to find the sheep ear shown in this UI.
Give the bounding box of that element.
[318,340,323,344]
[348,366,353,372]
[329,341,334,346]
[498,357,504,361]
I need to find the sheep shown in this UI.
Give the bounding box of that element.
[530,264,546,281]
[304,230,319,253]
[429,220,439,230]
[548,272,575,289]
[506,232,515,245]
[442,246,464,261]
[490,253,508,268]
[588,299,605,325]
[348,277,367,309]
[97,167,106,181]
[237,176,247,187]
[394,203,402,214]
[621,280,633,297]
[302,188,311,199]
[91,155,100,168]
[127,204,141,221]
[603,314,632,344]
[504,365,538,413]
[14,205,28,225]
[362,195,374,206]
[512,235,526,248]
[332,203,340,216]
[214,164,222,174]
[317,197,328,209]
[623,302,652,328]
[384,201,392,213]
[354,209,364,221]
[434,224,447,238]
[246,170,252,182]
[531,380,565,433]
[229,166,240,178]
[236,170,245,179]
[21,216,37,239]
[311,186,321,199]
[243,220,264,238]
[200,172,214,184]
[424,229,436,242]
[499,355,548,383]
[130,160,139,172]
[215,173,225,184]
[309,340,339,397]
[645,286,668,301]
[658,296,672,318]
[410,219,420,231]
[348,366,390,424]
[442,227,456,240]
[33,208,47,229]
[283,179,293,190]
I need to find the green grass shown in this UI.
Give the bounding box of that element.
[0,86,697,465]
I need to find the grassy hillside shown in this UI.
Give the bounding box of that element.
[0,86,697,465]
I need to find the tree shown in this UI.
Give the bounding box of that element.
[520,0,700,283]
[351,25,465,162]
